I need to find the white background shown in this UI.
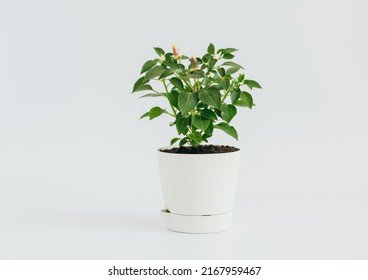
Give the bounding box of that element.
[0,0,367,259]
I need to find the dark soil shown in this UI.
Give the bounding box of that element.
[161,145,240,154]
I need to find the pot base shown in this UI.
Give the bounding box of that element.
[160,209,233,233]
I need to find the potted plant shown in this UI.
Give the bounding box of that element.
[132,43,261,233]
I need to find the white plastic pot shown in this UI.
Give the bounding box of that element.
[157,147,241,233]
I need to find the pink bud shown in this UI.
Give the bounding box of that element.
[190,56,200,71]
[172,44,182,59]
[190,56,197,64]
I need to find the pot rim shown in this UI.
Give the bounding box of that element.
[157,146,241,156]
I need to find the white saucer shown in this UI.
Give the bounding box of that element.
[161,209,233,234]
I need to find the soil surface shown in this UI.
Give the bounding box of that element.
[161,145,239,154]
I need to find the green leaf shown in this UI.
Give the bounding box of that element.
[241,91,254,108]
[140,106,166,120]
[238,73,245,82]
[222,53,234,59]
[145,66,166,80]
[234,100,246,107]
[170,77,183,90]
[197,102,207,109]
[243,79,262,89]
[188,131,202,144]
[140,60,157,74]
[178,91,198,114]
[133,84,153,92]
[139,111,149,119]
[167,89,179,108]
[221,61,244,69]
[191,114,210,131]
[226,66,240,75]
[207,43,215,54]
[179,137,189,146]
[170,138,180,146]
[223,48,238,53]
[208,58,216,69]
[165,52,173,60]
[198,87,221,109]
[230,88,241,104]
[200,108,217,120]
[158,68,175,79]
[149,107,166,120]
[132,77,149,93]
[212,74,221,82]
[203,77,211,87]
[217,67,225,77]
[188,71,204,79]
[165,61,179,70]
[220,104,237,123]
[205,122,214,136]
[176,114,190,135]
[214,122,238,140]
[154,47,164,56]
[214,108,222,118]
[219,79,230,91]
[138,93,163,98]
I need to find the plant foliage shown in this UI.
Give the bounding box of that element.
[132,44,262,147]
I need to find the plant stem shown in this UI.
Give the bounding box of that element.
[162,79,177,117]
[221,82,233,103]
[175,73,195,92]
[165,111,175,117]
[152,89,164,96]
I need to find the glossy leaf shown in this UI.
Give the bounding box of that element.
[217,67,225,77]
[222,53,235,59]
[133,84,153,92]
[205,121,214,136]
[243,79,262,89]
[170,138,180,146]
[223,48,238,53]
[219,79,230,91]
[176,114,190,135]
[200,108,217,120]
[159,68,175,79]
[230,88,241,103]
[188,71,204,79]
[153,47,165,56]
[221,104,237,122]
[170,77,184,90]
[226,66,240,75]
[241,91,254,108]
[140,60,157,74]
[145,66,166,80]
[140,106,166,120]
[214,122,238,140]
[221,61,244,69]
[191,114,210,131]
[138,93,163,98]
[188,131,202,144]
[167,90,179,108]
[207,43,215,54]
[132,77,148,93]
[198,87,221,109]
[178,91,198,114]
[179,137,189,146]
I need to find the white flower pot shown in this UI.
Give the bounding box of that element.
[157,147,241,233]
